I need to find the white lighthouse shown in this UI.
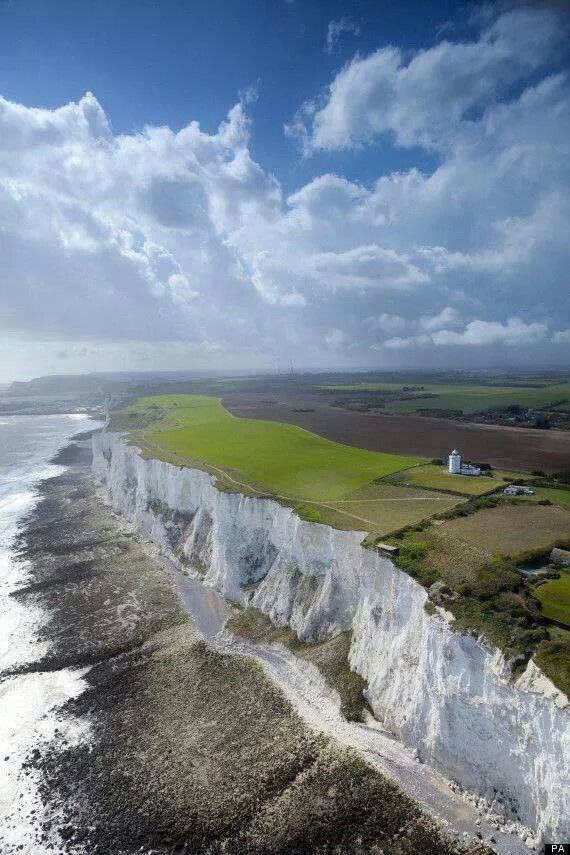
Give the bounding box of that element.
[448,449,461,474]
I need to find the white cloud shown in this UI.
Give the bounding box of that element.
[325,328,351,349]
[365,313,406,333]
[381,318,548,350]
[0,3,568,375]
[383,334,431,350]
[432,318,548,347]
[299,7,565,152]
[419,306,458,332]
[304,245,429,291]
[0,92,282,350]
[326,18,360,54]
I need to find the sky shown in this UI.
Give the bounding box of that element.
[0,0,569,380]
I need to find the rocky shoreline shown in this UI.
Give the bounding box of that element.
[1,433,490,854]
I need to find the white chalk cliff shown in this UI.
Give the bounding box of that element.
[93,432,569,843]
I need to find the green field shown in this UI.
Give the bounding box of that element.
[319,382,570,415]
[128,395,423,502]
[533,572,570,626]
[438,504,570,556]
[525,487,570,509]
[391,463,500,496]
[115,393,570,696]
[300,480,461,534]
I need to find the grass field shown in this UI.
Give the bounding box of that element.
[115,393,570,696]
[525,487,570,509]
[319,382,570,415]
[533,572,570,626]
[300,480,461,534]
[128,395,423,503]
[403,525,493,589]
[391,464,500,496]
[438,504,570,556]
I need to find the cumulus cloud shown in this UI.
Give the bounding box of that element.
[0,2,568,375]
[383,318,548,350]
[431,318,548,347]
[303,245,428,291]
[325,328,351,349]
[419,306,459,332]
[0,91,280,352]
[298,7,566,152]
[365,313,406,333]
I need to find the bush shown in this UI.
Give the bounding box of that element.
[399,540,430,561]
[393,539,439,586]
[495,591,541,624]
[532,469,546,477]
[534,415,551,429]
[468,561,523,601]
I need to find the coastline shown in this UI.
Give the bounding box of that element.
[0,417,99,854]
[0,428,491,854]
[93,429,569,847]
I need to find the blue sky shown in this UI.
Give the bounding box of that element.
[0,0,569,378]
[0,0,450,186]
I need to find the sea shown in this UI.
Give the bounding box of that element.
[0,414,98,853]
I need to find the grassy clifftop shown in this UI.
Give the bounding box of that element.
[109,394,569,697]
[112,394,423,503]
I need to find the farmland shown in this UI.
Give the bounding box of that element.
[318,381,570,415]
[299,481,461,535]
[223,390,570,473]
[436,504,569,556]
[121,395,423,503]
[384,499,570,693]
[113,392,570,696]
[521,486,570,509]
[115,395,461,534]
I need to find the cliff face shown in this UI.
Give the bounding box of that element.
[93,432,569,842]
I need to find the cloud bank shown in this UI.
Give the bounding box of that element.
[0,5,568,376]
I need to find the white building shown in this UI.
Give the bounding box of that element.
[448,449,461,474]
[448,449,481,476]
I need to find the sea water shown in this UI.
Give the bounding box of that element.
[0,414,98,853]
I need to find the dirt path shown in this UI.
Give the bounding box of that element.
[140,435,385,529]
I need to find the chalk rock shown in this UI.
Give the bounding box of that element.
[93,432,570,843]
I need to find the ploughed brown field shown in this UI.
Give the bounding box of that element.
[222,392,570,474]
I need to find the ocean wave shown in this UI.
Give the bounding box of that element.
[0,414,99,849]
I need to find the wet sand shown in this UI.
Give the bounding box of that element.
[1,434,493,854]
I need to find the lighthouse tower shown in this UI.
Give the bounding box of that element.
[448,449,461,474]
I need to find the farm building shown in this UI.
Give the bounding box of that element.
[448,450,481,477]
[504,485,534,496]
[550,547,570,567]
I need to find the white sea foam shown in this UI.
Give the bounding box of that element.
[0,414,97,853]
